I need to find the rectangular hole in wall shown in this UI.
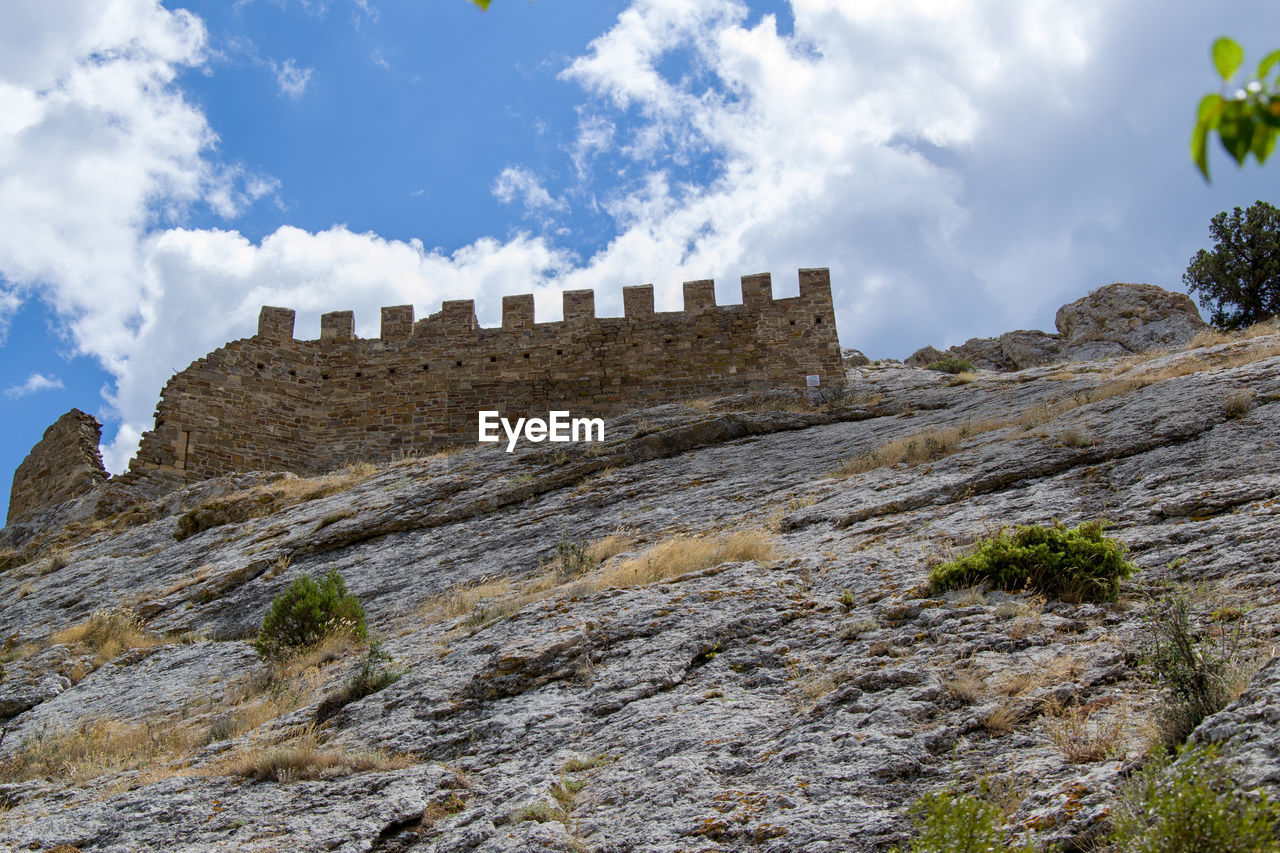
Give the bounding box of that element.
[815,316,823,324]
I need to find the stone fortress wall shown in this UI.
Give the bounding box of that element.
[119,268,844,486]
[7,410,109,524]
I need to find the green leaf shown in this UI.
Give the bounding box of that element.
[1192,118,1213,180]
[1213,37,1244,81]
[1197,92,1225,124]
[1252,125,1277,164]
[1218,111,1257,165]
[1258,48,1280,81]
[1193,95,1225,181]
[471,0,491,7]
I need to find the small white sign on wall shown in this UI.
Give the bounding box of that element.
[805,374,820,387]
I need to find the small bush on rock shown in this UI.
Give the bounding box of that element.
[928,520,1135,602]
[1110,743,1279,851]
[1142,588,1253,750]
[898,788,1036,852]
[347,640,403,700]
[254,570,367,660]
[926,357,976,374]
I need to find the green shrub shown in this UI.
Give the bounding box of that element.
[898,788,1036,852]
[1142,589,1249,750]
[254,570,367,659]
[1110,743,1280,851]
[557,531,590,580]
[316,639,404,722]
[347,640,403,701]
[926,357,976,374]
[928,520,1135,602]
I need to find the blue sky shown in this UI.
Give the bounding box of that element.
[1,0,1279,514]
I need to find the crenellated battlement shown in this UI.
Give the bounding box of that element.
[252,268,833,344]
[125,269,844,483]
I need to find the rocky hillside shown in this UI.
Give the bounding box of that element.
[3,307,1280,851]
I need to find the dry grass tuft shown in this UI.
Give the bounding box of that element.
[832,419,1009,478]
[51,607,160,672]
[1191,328,1233,348]
[588,530,775,590]
[979,699,1027,734]
[583,533,633,566]
[175,463,379,541]
[419,530,772,634]
[951,586,987,608]
[1041,699,1126,763]
[1057,427,1094,449]
[765,495,817,532]
[0,718,201,784]
[1222,389,1255,418]
[945,667,987,705]
[994,657,1079,698]
[1006,594,1046,640]
[217,726,412,782]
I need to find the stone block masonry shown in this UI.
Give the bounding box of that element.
[7,409,109,523]
[9,269,843,520]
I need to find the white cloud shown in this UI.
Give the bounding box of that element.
[2,0,1276,479]
[273,58,313,98]
[97,225,569,471]
[551,0,1109,327]
[492,166,567,214]
[5,372,63,399]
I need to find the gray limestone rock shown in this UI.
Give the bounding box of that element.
[3,325,1280,851]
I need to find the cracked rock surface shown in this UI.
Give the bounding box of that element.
[2,329,1280,851]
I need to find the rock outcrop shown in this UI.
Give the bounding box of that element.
[909,282,1208,371]
[1055,282,1207,357]
[1,288,1276,853]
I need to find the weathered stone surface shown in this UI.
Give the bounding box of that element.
[998,328,1063,369]
[949,336,1010,370]
[904,345,946,367]
[7,409,108,524]
[913,282,1207,374]
[3,323,1280,851]
[842,347,871,367]
[1055,282,1207,353]
[1194,654,1280,788]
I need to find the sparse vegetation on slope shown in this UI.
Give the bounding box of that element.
[175,463,377,542]
[926,357,976,374]
[0,717,200,784]
[928,520,1135,602]
[587,529,775,590]
[1141,588,1259,750]
[897,787,1037,852]
[254,569,367,660]
[1110,743,1280,851]
[218,725,412,783]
